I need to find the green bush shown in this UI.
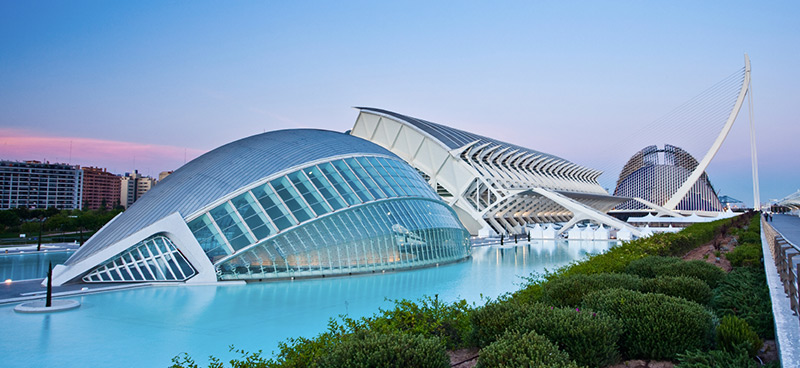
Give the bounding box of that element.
[582,288,714,360]
[716,315,762,358]
[364,295,472,349]
[541,273,643,307]
[317,330,449,368]
[726,243,762,268]
[470,301,622,367]
[624,256,682,278]
[737,231,760,245]
[476,330,579,368]
[625,256,726,289]
[469,300,528,348]
[641,275,713,305]
[712,267,774,339]
[676,346,758,368]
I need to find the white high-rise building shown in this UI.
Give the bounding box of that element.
[120,170,157,209]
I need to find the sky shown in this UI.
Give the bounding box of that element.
[1,1,798,206]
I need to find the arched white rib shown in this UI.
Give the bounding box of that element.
[664,55,751,210]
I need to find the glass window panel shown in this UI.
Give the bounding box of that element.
[345,158,386,199]
[187,214,230,260]
[232,192,275,239]
[373,158,407,196]
[357,157,397,197]
[270,177,313,223]
[252,184,296,230]
[319,163,361,206]
[332,160,374,202]
[306,166,346,211]
[288,171,332,216]
[210,202,254,251]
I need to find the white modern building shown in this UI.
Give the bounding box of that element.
[50,129,470,285]
[350,108,639,237]
[120,170,157,209]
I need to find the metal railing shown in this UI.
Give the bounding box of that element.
[763,218,800,325]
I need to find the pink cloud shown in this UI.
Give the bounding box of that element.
[0,128,206,177]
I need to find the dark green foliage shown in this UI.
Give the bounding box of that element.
[582,288,714,360]
[470,301,623,367]
[624,256,682,278]
[476,330,579,368]
[641,276,713,305]
[726,243,762,268]
[712,267,774,339]
[317,330,449,368]
[364,295,471,349]
[737,231,760,245]
[469,300,528,347]
[541,273,642,307]
[716,315,762,358]
[676,346,758,368]
[625,256,725,288]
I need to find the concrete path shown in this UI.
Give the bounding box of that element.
[761,214,800,368]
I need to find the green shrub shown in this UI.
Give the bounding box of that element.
[676,346,758,368]
[317,330,449,368]
[476,330,579,368]
[737,231,760,245]
[469,300,528,348]
[625,256,725,288]
[582,288,714,360]
[641,275,713,305]
[541,273,642,307]
[365,295,472,349]
[712,267,774,339]
[716,315,762,357]
[470,301,622,367]
[726,243,762,268]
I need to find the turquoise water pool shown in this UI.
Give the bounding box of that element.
[1,240,614,367]
[0,251,75,281]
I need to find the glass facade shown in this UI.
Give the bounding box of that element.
[83,235,196,283]
[184,155,470,280]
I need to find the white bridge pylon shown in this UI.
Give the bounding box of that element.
[663,54,754,211]
[530,188,643,237]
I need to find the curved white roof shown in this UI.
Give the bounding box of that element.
[66,129,397,265]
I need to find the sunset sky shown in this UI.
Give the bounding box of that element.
[1,1,798,206]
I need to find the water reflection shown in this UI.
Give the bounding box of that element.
[1,240,616,368]
[0,251,74,281]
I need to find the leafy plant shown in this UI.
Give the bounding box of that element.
[582,288,714,360]
[625,256,725,288]
[641,275,713,305]
[364,295,472,349]
[725,243,762,268]
[541,272,642,307]
[476,330,579,368]
[716,315,762,358]
[676,346,758,368]
[317,330,449,368]
[712,267,774,339]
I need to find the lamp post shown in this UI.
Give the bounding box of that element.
[36,217,46,251]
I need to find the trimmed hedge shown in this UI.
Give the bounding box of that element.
[676,346,759,368]
[641,275,713,305]
[712,267,774,339]
[582,288,714,360]
[716,315,762,358]
[317,330,449,368]
[476,330,579,368]
[726,242,762,268]
[470,301,623,367]
[541,273,643,307]
[625,256,726,289]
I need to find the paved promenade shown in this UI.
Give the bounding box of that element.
[769,214,800,246]
[762,214,800,368]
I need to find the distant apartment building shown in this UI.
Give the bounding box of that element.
[0,160,83,210]
[120,170,157,209]
[158,170,173,182]
[82,166,121,210]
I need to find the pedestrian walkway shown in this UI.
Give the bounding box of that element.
[761,214,800,368]
[770,213,800,246]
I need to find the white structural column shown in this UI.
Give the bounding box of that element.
[664,55,752,210]
[748,64,761,209]
[531,188,643,237]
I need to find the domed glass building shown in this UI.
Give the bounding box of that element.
[51,129,470,285]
